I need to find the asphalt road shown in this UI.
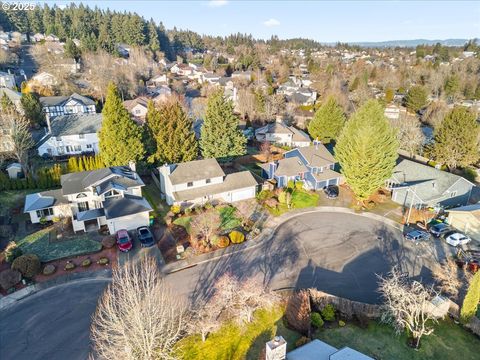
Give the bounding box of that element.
[0,212,447,360]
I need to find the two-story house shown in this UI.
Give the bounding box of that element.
[40,93,96,123]
[261,141,343,190]
[255,118,311,147]
[36,113,102,157]
[158,158,258,206]
[24,164,151,233]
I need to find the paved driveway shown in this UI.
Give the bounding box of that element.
[0,211,451,360]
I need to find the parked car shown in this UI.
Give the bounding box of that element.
[429,222,451,238]
[404,230,430,243]
[444,232,471,247]
[116,229,133,252]
[137,226,155,247]
[324,184,339,199]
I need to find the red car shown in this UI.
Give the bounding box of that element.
[116,229,133,252]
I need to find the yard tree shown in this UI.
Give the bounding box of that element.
[190,210,221,247]
[335,99,398,202]
[145,97,198,165]
[384,88,395,103]
[64,38,81,60]
[378,268,438,349]
[460,271,480,323]
[405,85,427,113]
[390,115,424,157]
[432,258,462,299]
[307,96,346,143]
[91,257,187,360]
[200,90,246,160]
[98,83,145,166]
[431,106,480,169]
[20,93,45,126]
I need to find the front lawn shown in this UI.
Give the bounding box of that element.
[17,227,102,262]
[173,205,242,234]
[264,189,320,216]
[142,182,169,222]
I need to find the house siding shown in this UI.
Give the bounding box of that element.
[38,132,99,156]
[447,212,480,243]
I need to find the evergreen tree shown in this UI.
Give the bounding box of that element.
[64,39,81,60]
[431,107,480,169]
[146,99,198,165]
[444,75,460,99]
[67,157,77,173]
[147,19,160,53]
[200,90,247,160]
[20,93,45,126]
[335,100,398,201]
[385,88,395,103]
[1,93,14,111]
[307,96,346,144]
[98,83,145,166]
[405,85,427,113]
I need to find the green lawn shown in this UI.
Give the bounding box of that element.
[267,189,320,216]
[142,183,169,222]
[176,306,300,360]
[17,227,102,262]
[173,216,192,233]
[0,190,35,216]
[316,318,480,360]
[173,206,242,234]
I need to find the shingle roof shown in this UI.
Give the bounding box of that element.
[40,93,95,107]
[123,97,149,111]
[0,88,21,102]
[447,204,480,220]
[49,113,102,137]
[295,144,336,167]
[103,194,152,219]
[168,158,225,186]
[275,157,309,177]
[24,189,67,212]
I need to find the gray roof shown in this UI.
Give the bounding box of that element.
[61,166,144,195]
[40,93,95,107]
[290,127,311,142]
[49,113,102,137]
[168,158,225,186]
[390,159,473,202]
[312,168,342,182]
[275,157,309,177]
[287,339,337,360]
[295,144,336,167]
[0,88,21,102]
[24,189,67,212]
[330,347,374,360]
[173,171,257,202]
[76,208,105,221]
[103,194,152,219]
[288,92,311,104]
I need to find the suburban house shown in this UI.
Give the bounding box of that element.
[158,158,258,206]
[0,71,16,89]
[150,85,172,102]
[386,158,475,209]
[231,70,252,81]
[31,72,57,87]
[123,96,149,124]
[147,74,168,88]
[40,93,96,122]
[446,204,480,243]
[384,104,407,120]
[201,72,222,85]
[255,118,311,147]
[261,141,343,189]
[0,88,23,113]
[170,63,194,76]
[24,164,152,234]
[37,113,102,157]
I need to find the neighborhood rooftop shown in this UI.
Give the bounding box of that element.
[168,158,226,185]
[49,113,102,137]
[293,144,337,167]
[39,93,96,107]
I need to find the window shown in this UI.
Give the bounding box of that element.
[86,144,92,149]
[187,182,193,187]
[57,146,65,154]
[104,189,121,198]
[78,201,89,212]
[206,178,211,184]
[65,146,73,153]
[36,208,53,218]
[450,191,457,198]
[74,145,81,152]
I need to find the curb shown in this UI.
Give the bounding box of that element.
[0,269,111,312]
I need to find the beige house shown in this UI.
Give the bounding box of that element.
[446,204,480,242]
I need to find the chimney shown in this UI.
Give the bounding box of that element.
[128,160,136,173]
[266,336,286,360]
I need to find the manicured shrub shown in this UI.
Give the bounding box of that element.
[310,312,324,329]
[64,261,76,271]
[0,269,21,290]
[170,205,181,214]
[4,241,22,263]
[339,320,346,327]
[217,236,230,248]
[101,236,116,249]
[97,257,109,266]
[295,336,311,348]
[295,181,304,190]
[11,254,41,278]
[81,258,92,267]
[229,230,245,244]
[42,264,56,275]
[257,189,273,201]
[321,304,336,321]
[278,191,287,204]
[184,208,192,216]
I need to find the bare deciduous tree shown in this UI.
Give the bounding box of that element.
[237,88,257,121]
[391,115,425,156]
[190,299,223,342]
[90,257,187,360]
[190,210,221,246]
[378,268,438,349]
[432,258,462,299]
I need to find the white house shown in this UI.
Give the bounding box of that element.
[40,93,96,122]
[24,164,151,234]
[31,72,57,87]
[37,113,102,157]
[255,118,311,147]
[158,158,258,206]
[384,104,407,120]
[0,71,16,89]
[123,97,149,124]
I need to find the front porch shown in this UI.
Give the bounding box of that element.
[72,208,106,233]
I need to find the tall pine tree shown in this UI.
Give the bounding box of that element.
[431,107,480,169]
[146,99,198,165]
[98,83,145,166]
[200,90,246,161]
[335,100,398,201]
[307,96,346,144]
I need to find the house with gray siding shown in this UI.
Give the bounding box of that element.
[386,158,475,209]
[261,141,342,190]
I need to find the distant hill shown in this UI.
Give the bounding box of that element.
[346,39,469,48]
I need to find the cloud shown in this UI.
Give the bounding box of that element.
[208,0,228,7]
[264,18,280,27]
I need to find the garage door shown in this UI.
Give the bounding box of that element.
[108,212,149,234]
[230,187,255,202]
[316,181,327,189]
[328,178,338,186]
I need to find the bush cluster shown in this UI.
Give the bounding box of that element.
[97,257,109,265]
[11,254,41,278]
[321,304,336,321]
[170,205,181,215]
[229,230,245,244]
[42,264,56,276]
[310,312,324,329]
[64,261,76,271]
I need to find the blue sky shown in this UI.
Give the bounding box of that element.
[47,1,480,42]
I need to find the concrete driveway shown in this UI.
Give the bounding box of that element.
[0,211,451,360]
[117,228,165,267]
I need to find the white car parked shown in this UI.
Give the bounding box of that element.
[444,232,471,247]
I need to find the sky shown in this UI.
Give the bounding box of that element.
[45,1,480,42]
